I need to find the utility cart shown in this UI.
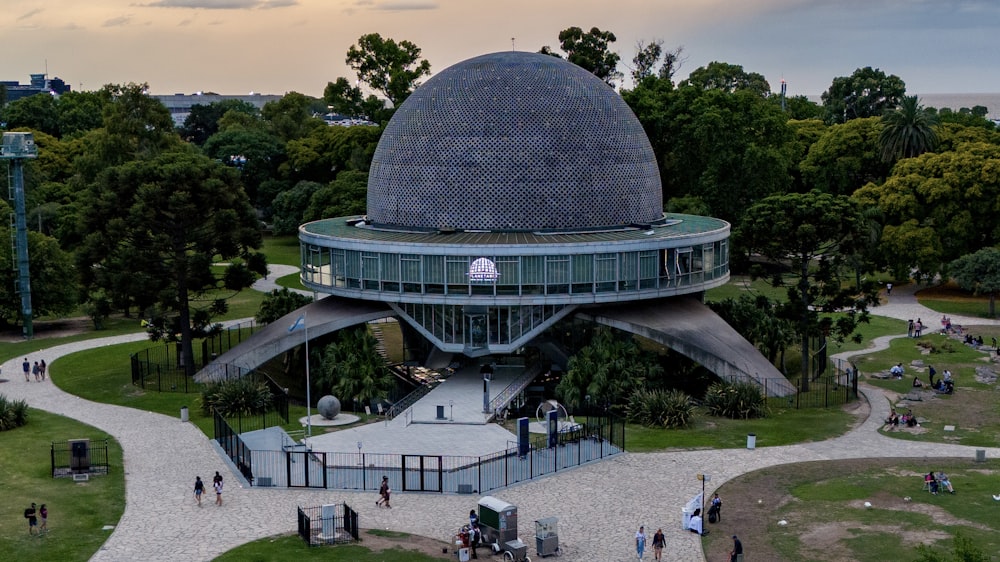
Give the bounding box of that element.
[534,517,560,557]
[478,496,531,562]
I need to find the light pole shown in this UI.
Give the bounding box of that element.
[449,400,454,421]
[697,473,710,519]
[357,441,363,465]
[481,364,494,413]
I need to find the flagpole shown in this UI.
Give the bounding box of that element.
[305,314,312,441]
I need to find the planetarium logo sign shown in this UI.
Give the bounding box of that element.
[468,257,499,283]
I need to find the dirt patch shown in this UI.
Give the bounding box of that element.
[358,528,455,559]
[0,316,92,343]
[701,457,998,562]
[358,528,511,561]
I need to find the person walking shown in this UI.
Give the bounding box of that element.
[635,525,647,561]
[886,282,893,298]
[24,502,38,535]
[376,475,391,508]
[32,361,41,382]
[22,358,30,382]
[39,504,48,533]
[651,528,665,561]
[710,492,723,522]
[730,535,743,562]
[213,474,223,506]
[40,359,47,381]
[194,476,205,506]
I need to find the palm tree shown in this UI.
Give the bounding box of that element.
[879,95,939,163]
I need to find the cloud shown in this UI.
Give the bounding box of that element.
[353,0,438,10]
[140,0,297,8]
[103,16,132,27]
[17,8,43,21]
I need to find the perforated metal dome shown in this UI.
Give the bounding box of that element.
[366,51,663,231]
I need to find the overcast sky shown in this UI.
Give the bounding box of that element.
[2,0,997,98]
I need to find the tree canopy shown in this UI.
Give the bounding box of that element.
[949,248,1000,317]
[739,190,874,388]
[346,33,431,106]
[77,146,266,375]
[879,95,939,163]
[543,26,622,86]
[821,66,906,124]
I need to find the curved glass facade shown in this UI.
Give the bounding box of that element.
[299,214,730,355]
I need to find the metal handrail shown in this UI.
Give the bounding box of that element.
[385,382,436,421]
[487,364,544,419]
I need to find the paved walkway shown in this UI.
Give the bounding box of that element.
[1,279,997,561]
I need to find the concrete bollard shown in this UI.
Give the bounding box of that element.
[180,406,189,422]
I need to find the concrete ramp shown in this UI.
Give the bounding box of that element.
[195,296,394,383]
[577,297,796,397]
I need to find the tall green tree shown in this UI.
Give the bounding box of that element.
[545,26,622,86]
[346,33,431,106]
[853,141,1000,278]
[680,61,770,97]
[948,248,1000,318]
[799,117,888,196]
[0,93,60,136]
[821,67,906,124]
[879,95,939,163]
[77,147,266,376]
[738,191,874,390]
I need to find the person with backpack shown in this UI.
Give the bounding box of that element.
[709,492,722,523]
[24,503,38,535]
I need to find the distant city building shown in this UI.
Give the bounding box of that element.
[322,113,378,127]
[1,74,71,103]
[152,93,283,127]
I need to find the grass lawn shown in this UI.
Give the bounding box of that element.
[705,275,789,302]
[916,282,1000,319]
[0,409,124,562]
[262,234,301,266]
[214,529,452,561]
[625,402,861,452]
[704,458,1000,562]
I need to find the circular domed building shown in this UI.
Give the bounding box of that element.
[298,51,732,357]
[208,51,793,401]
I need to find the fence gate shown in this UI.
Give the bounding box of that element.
[401,455,442,492]
[287,450,327,488]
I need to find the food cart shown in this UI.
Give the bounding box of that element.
[477,496,531,561]
[534,517,560,557]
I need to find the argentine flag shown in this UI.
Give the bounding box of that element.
[288,314,306,332]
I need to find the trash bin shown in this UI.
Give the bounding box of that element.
[976,449,986,462]
[180,406,189,422]
[746,433,756,450]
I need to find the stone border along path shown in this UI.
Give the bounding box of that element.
[2,279,999,561]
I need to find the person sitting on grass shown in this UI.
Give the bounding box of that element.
[884,410,899,430]
[905,409,918,428]
[912,375,923,388]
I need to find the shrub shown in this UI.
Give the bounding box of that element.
[201,377,272,417]
[703,380,769,420]
[0,394,29,431]
[627,388,694,428]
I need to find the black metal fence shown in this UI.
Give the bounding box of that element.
[51,439,110,478]
[215,412,625,495]
[129,321,258,392]
[297,503,359,546]
[719,358,859,410]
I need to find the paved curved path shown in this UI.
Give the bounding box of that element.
[2,277,998,561]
